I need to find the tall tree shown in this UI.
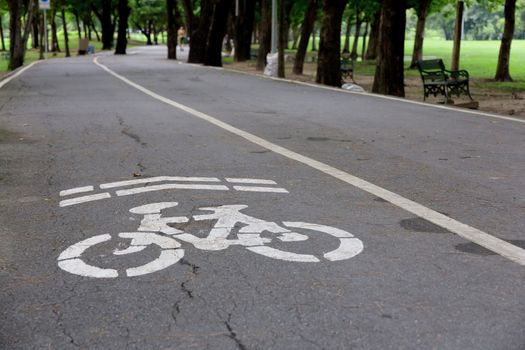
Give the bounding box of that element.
[0,9,6,51]
[166,0,179,59]
[203,0,231,67]
[293,0,317,74]
[316,0,348,86]
[61,7,70,56]
[372,0,407,97]
[495,0,516,81]
[7,0,35,70]
[256,0,271,70]
[115,0,130,54]
[50,6,60,53]
[92,0,116,50]
[365,10,379,60]
[278,0,286,77]
[409,0,432,68]
[188,0,213,63]
[233,0,256,62]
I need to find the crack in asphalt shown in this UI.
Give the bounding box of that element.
[116,115,147,147]
[169,258,200,328]
[224,313,248,350]
[52,307,80,347]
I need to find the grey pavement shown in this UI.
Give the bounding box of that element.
[0,46,524,349]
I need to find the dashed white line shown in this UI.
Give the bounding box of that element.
[226,178,277,185]
[59,193,112,207]
[94,57,525,266]
[100,176,221,189]
[233,186,289,193]
[115,184,229,196]
[59,186,94,197]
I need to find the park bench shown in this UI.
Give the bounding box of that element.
[1,51,10,60]
[416,59,473,102]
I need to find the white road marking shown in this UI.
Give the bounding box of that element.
[94,57,525,266]
[0,61,39,89]
[246,246,320,262]
[115,183,229,196]
[59,193,111,207]
[57,234,119,278]
[225,178,277,185]
[233,185,289,193]
[100,176,221,189]
[59,186,94,197]
[284,222,364,261]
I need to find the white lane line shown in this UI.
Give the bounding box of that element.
[100,176,221,189]
[0,61,39,89]
[94,57,525,266]
[226,178,277,185]
[59,186,94,197]
[233,186,289,193]
[115,184,229,196]
[59,193,111,207]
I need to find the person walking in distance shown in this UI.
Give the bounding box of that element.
[177,26,186,51]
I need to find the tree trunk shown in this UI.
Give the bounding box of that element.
[233,0,256,62]
[51,8,60,53]
[32,11,39,49]
[278,0,285,78]
[293,0,316,75]
[451,0,464,71]
[94,0,115,50]
[115,0,130,54]
[188,0,213,63]
[39,14,45,59]
[316,0,347,87]
[0,16,5,51]
[409,0,431,69]
[91,19,101,42]
[311,21,317,51]
[181,0,195,38]
[365,11,380,60]
[61,8,70,57]
[7,0,34,70]
[166,0,179,59]
[350,13,361,59]
[256,0,271,70]
[361,21,368,61]
[204,0,231,67]
[291,25,300,50]
[495,0,516,82]
[343,14,351,53]
[372,0,406,97]
[74,11,82,38]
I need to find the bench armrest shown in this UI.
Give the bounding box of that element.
[420,70,447,83]
[445,69,469,80]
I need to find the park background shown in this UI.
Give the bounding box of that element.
[1,0,525,117]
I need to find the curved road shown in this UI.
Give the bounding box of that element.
[0,47,524,349]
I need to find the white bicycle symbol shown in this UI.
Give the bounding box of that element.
[58,202,364,278]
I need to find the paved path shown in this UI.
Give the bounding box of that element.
[0,46,524,349]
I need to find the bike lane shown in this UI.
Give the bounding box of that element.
[0,55,523,349]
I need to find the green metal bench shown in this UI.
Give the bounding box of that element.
[340,54,354,84]
[416,59,473,101]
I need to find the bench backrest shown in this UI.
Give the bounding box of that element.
[417,59,447,81]
[417,59,445,72]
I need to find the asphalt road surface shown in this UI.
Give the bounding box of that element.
[1,46,524,349]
